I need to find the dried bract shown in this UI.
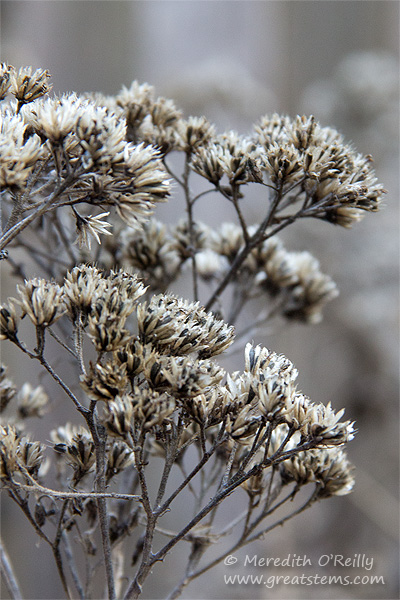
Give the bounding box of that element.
[0,302,19,341]
[10,66,52,106]
[80,361,129,402]
[15,278,65,327]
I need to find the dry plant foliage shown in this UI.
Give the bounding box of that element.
[0,64,385,599]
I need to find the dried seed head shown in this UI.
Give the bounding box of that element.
[226,404,264,441]
[80,361,129,402]
[10,66,52,105]
[51,424,95,483]
[102,387,175,435]
[144,353,225,399]
[281,446,355,497]
[183,388,231,427]
[110,142,171,228]
[137,294,234,358]
[0,365,17,412]
[176,116,216,152]
[132,386,176,430]
[85,271,146,352]
[281,252,339,323]
[63,432,96,483]
[106,441,134,482]
[63,265,107,324]
[0,425,20,479]
[283,395,355,445]
[262,142,304,187]
[245,343,298,384]
[0,425,45,480]
[172,219,215,260]
[17,383,49,418]
[87,316,132,353]
[0,63,13,100]
[138,96,182,153]
[116,80,155,140]
[0,302,19,340]
[315,448,355,497]
[217,131,259,186]
[121,219,180,290]
[76,106,127,169]
[23,93,86,143]
[51,423,89,447]
[17,438,45,477]
[190,144,224,185]
[102,394,135,438]
[15,278,65,327]
[194,249,229,282]
[0,111,45,188]
[114,339,155,378]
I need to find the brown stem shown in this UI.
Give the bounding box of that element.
[84,405,116,600]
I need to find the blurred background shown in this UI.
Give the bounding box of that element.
[1,1,399,599]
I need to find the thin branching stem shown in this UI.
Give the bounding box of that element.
[204,185,284,312]
[0,171,80,251]
[61,530,86,600]
[85,406,116,600]
[183,153,199,301]
[52,499,73,599]
[0,536,22,600]
[155,416,184,507]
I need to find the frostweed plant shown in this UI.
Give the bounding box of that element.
[0,64,385,599]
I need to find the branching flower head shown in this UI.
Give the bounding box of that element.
[137,293,235,358]
[0,66,386,599]
[281,446,355,497]
[254,113,385,226]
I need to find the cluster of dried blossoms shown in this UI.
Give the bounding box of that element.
[0,65,384,599]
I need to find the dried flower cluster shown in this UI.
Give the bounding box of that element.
[0,65,385,600]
